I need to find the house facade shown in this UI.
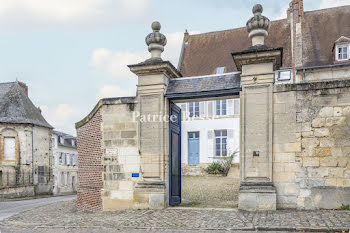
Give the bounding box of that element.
[52,131,78,195]
[76,1,350,211]
[177,92,240,174]
[0,81,53,198]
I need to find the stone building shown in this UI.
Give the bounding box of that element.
[0,81,53,198]
[52,131,78,195]
[76,1,350,211]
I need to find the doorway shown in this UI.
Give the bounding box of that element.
[188,132,199,165]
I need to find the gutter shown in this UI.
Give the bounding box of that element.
[296,62,350,71]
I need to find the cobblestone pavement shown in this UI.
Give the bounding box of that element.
[0,200,349,232]
[0,195,76,221]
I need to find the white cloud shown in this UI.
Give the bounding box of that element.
[90,30,200,78]
[40,104,79,136]
[0,0,150,31]
[91,49,148,79]
[96,84,135,100]
[319,0,350,9]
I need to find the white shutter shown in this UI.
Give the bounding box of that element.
[234,99,240,115]
[227,99,234,115]
[228,129,234,138]
[199,102,205,117]
[207,130,214,157]
[4,137,16,160]
[62,153,66,165]
[180,103,187,119]
[207,101,213,117]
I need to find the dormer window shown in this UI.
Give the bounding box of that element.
[216,67,226,74]
[59,136,64,144]
[337,44,348,61]
[334,36,350,62]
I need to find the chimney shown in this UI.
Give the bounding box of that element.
[246,4,270,46]
[290,0,304,82]
[18,81,28,96]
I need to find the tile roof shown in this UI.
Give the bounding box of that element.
[52,130,77,149]
[179,6,350,77]
[302,6,350,67]
[0,82,53,128]
[179,19,291,77]
[165,72,241,99]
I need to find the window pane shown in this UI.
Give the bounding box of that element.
[222,138,227,144]
[216,138,220,143]
[216,100,221,115]
[194,132,199,138]
[195,102,199,117]
[4,137,16,160]
[222,130,227,137]
[222,100,227,115]
[216,149,221,156]
[215,131,221,137]
[189,102,193,117]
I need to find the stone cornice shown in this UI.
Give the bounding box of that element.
[128,60,182,78]
[232,47,283,71]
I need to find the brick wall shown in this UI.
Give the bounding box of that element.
[77,109,103,211]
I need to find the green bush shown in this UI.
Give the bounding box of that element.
[205,151,238,176]
[340,204,350,210]
[205,161,224,174]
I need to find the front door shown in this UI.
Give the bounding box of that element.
[169,102,181,206]
[188,132,199,165]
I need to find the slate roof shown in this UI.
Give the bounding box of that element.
[165,72,241,99]
[52,130,77,149]
[0,82,53,128]
[179,5,350,77]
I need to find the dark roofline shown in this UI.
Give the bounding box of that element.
[186,18,288,39]
[165,88,241,100]
[185,5,350,40]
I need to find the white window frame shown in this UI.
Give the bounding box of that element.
[216,100,227,116]
[215,130,227,157]
[336,44,349,61]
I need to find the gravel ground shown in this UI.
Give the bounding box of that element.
[181,175,239,208]
[1,200,349,232]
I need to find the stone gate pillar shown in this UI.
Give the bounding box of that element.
[128,22,181,208]
[232,5,282,211]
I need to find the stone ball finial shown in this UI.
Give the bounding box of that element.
[246,4,270,46]
[145,21,167,59]
[151,21,161,32]
[252,4,263,16]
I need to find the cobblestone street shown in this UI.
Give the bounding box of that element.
[0,200,349,232]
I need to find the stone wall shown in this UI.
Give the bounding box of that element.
[0,185,34,199]
[76,108,103,211]
[0,123,52,198]
[273,79,350,209]
[100,100,140,210]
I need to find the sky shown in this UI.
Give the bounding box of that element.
[0,0,349,135]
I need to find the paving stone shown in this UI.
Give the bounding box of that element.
[0,200,349,232]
